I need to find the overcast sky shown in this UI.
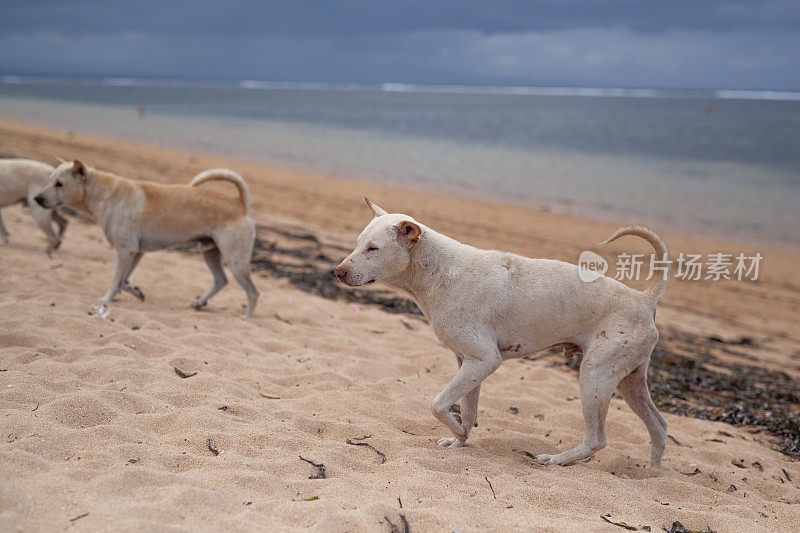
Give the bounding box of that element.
[1,1,798,90]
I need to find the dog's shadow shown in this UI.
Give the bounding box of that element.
[480,436,660,479]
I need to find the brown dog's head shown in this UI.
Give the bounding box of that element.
[35,160,88,209]
[333,198,422,287]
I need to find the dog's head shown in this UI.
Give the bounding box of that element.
[333,198,422,287]
[35,160,88,209]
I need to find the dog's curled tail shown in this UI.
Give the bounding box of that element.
[602,225,670,305]
[189,168,250,214]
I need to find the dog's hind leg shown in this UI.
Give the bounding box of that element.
[192,247,228,309]
[217,225,259,318]
[0,210,9,244]
[617,362,667,468]
[537,342,632,466]
[100,249,138,303]
[230,262,258,319]
[538,327,659,466]
[121,253,145,301]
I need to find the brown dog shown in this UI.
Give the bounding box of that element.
[36,160,259,318]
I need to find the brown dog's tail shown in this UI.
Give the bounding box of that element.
[602,225,670,305]
[189,168,250,214]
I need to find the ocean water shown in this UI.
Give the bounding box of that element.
[0,79,798,243]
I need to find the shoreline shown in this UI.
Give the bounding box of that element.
[0,93,797,247]
[0,112,797,248]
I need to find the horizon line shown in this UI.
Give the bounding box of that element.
[2,74,799,101]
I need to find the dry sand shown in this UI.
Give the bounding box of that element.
[1,117,798,531]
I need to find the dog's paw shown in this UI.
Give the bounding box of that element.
[191,298,207,309]
[437,437,466,448]
[535,453,559,465]
[535,453,588,466]
[124,285,145,302]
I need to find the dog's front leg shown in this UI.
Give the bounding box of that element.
[438,383,482,448]
[100,249,138,303]
[460,383,481,431]
[432,355,500,448]
[121,253,145,301]
[52,210,68,239]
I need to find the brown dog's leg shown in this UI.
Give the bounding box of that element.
[192,247,228,309]
[121,253,145,301]
[230,265,258,319]
[101,250,138,302]
[216,224,259,318]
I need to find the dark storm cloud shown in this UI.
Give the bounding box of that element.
[1,1,798,90]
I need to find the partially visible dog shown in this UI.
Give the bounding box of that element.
[36,160,259,318]
[335,198,669,468]
[0,158,69,254]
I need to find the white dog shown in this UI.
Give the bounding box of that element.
[335,199,669,468]
[0,158,68,253]
[35,160,259,318]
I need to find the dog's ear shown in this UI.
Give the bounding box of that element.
[72,160,86,181]
[364,197,388,218]
[397,220,421,246]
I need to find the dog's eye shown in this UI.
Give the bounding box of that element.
[55,181,63,188]
[366,245,379,252]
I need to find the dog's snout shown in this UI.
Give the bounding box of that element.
[34,195,46,207]
[333,264,349,281]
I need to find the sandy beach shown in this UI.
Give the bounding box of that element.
[1,116,798,531]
